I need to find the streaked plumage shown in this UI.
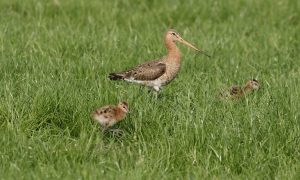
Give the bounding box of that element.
[109,29,209,91]
[91,101,129,129]
[220,79,260,99]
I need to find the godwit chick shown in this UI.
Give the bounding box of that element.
[108,29,210,92]
[91,101,129,130]
[220,79,260,99]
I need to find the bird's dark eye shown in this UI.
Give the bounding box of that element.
[171,32,176,35]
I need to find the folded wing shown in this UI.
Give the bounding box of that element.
[109,60,166,81]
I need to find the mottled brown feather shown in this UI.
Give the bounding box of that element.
[115,60,166,81]
[230,85,242,96]
[96,105,116,116]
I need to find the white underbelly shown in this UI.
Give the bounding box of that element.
[125,78,162,87]
[93,115,117,128]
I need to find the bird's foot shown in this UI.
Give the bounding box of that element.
[108,128,124,135]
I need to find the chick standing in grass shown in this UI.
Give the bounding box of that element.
[91,101,129,130]
[220,79,260,99]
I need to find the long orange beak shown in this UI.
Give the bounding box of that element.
[179,38,211,58]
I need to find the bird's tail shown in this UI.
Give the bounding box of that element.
[108,72,125,80]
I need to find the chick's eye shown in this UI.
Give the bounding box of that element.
[171,32,176,35]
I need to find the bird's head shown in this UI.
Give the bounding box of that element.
[165,29,210,57]
[245,79,260,91]
[118,101,129,113]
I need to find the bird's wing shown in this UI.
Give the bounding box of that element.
[95,105,116,116]
[121,60,166,81]
[230,85,242,96]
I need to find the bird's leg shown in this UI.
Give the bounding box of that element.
[100,123,109,133]
[153,86,160,92]
[101,126,107,133]
[152,92,158,99]
[108,128,124,135]
[139,86,145,93]
[152,86,162,99]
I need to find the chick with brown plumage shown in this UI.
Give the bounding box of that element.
[91,101,129,131]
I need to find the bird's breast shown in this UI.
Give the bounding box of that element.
[161,62,181,83]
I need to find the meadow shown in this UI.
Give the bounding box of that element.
[0,0,299,179]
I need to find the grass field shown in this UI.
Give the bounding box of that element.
[0,0,300,179]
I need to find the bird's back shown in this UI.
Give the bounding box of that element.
[109,59,166,81]
[91,105,117,127]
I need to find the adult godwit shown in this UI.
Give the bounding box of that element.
[108,29,210,92]
[91,101,129,130]
[220,79,260,99]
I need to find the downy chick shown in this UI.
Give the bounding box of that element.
[221,79,260,99]
[91,101,129,130]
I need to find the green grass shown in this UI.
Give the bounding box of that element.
[0,0,300,179]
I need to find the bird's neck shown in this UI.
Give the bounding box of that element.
[243,84,253,92]
[165,40,181,63]
[115,107,126,121]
